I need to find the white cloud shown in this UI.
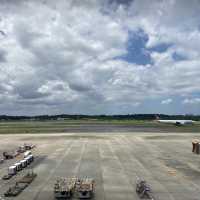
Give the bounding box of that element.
[0,0,199,114]
[183,98,200,105]
[161,99,173,105]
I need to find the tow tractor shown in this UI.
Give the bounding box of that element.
[136,178,155,199]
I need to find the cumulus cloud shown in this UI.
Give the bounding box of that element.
[161,99,173,105]
[183,98,200,105]
[0,0,199,115]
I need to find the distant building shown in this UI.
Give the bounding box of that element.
[57,117,65,121]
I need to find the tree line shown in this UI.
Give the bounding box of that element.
[0,114,199,121]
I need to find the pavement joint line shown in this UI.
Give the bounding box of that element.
[98,140,106,200]
[32,139,75,200]
[1,133,200,200]
[119,135,176,200]
[106,139,140,200]
[126,135,200,199]
[76,138,88,178]
[98,139,136,199]
[127,135,200,195]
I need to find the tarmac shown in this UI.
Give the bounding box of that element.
[0,132,200,200]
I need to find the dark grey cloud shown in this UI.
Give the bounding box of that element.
[14,22,45,49]
[0,49,7,62]
[18,90,49,99]
[15,83,50,99]
[108,0,133,6]
[0,30,6,36]
[68,83,91,92]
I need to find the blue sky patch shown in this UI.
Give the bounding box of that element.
[118,29,152,65]
[149,43,172,53]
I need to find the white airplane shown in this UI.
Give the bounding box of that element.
[157,120,194,125]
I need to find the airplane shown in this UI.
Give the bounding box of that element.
[155,115,194,125]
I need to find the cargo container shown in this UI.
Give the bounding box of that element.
[8,166,17,175]
[20,160,27,168]
[28,155,34,162]
[14,163,22,171]
[25,157,31,165]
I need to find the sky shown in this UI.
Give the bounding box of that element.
[0,0,200,115]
